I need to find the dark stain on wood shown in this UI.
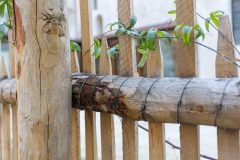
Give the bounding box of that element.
[17,61,21,79]
[14,2,25,55]
[72,75,128,117]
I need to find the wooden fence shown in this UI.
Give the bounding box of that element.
[0,0,239,159]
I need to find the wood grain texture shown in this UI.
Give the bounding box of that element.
[80,0,95,73]
[79,0,97,159]
[99,38,115,160]
[176,1,199,159]
[9,28,18,160]
[72,74,240,129]
[71,51,81,160]
[14,1,72,159]
[1,57,11,160]
[147,39,165,160]
[117,0,138,159]
[216,15,240,160]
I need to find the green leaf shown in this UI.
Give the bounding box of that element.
[146,28,157,50]
[70,42,81,51]
[137,49,148,68]
[193,24,205,40]
[157,30,172,45]
[174,24,184,38]
[108,45,119,58]
[115,28,126,36]
[127,15,137,29]
[205,18,210,32]
[137,49,147,55]
[92,48,101,59]
[115,44,120,50]
[182,26,192,45]
[168,10,176,14]
[0,24,5,41]
[94,39,101,50]
[137,29,149,50]
[7,3,12,18]
[0,2,5,18]
[110,22,126,31]
[211,17,219,27]
[126,29,139,37]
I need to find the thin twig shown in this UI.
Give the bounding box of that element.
[138,124,217,160]
[196,12,240,56]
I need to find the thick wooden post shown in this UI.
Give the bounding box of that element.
[14,1,72,159]
[147,39,165,160]
[71,51,81,160]
[216,15,240,160]
[117,0,138,160]
[176,0,200,159]
[79,0,97,159]
[99,38,115,160]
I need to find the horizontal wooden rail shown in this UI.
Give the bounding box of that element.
[1,73,240,130]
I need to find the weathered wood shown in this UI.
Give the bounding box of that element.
[1,57,11,160]
[71,51,81,160]
[71,74,240,130]
[147,39,165,160]
[14,1,72,159]
[117,0,138,159]
[9,28,18,160]
[99,38,115,160]
[0,78,16,104]
[216,15,240,160]
[176,0,200,159]
[79,0,97,159]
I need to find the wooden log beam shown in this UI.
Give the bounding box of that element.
[1,74,240,130]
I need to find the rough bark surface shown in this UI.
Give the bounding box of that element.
[72,73,240,129]
[14,1,71,159]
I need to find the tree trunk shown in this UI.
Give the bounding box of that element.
[71,73,240,130]
[14,1,71,159]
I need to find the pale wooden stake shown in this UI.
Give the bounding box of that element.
[176,0,200,159]
[216,15,239,160]
[9,28,18,160]
[1,57,11,160]
[14,1,72,159]
[146,39,165,160]
[117,0,138,159]
[79,0,97,159]
[71,50,81,160]
[99,38,115,160]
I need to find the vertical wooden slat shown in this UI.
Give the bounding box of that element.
[99,38,115,160]
[147,39,165,160]
[9,29,18,160]
[1,57,11,160]
[71,51,81,160]
[176,0,200,160]
[117,1,138,159]
[216,15,239,160]
[79,0,97,159]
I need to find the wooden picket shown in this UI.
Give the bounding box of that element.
[216,15,240,160]
[176,0,200,159]
[71,50,81,160]
[99,38,116,160]
[79,0,97,160]
[147,39,165,160]
[117,0,138,159]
